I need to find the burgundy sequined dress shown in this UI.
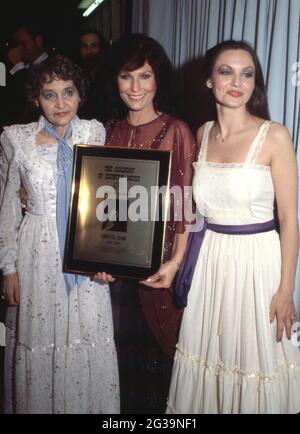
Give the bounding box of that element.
[105,113,196,413]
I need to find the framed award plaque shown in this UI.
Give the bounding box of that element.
[63,145,172,280]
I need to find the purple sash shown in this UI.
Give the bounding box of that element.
[174,219,276,307]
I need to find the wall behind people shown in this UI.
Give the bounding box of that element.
[87,0,133,43]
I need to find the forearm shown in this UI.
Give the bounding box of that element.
[0,134,22,274]
[171,231,189,266]
[0,178,22,275]
[140,231,190,288]
[278,214,299,294]
[0,214,21,275]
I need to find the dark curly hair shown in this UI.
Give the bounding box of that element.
[107,33,176,118]
[26,54,87,109]
[202,40,270,120]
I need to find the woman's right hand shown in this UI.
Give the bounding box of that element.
[2,272,20,305]
[269,289,297,341]
[140,259,180,289]
[93,272,115,283]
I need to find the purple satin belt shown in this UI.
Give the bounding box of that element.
[174,219,276,307]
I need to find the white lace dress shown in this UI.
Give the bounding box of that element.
[0,116,120,414]
[167,121,300,414]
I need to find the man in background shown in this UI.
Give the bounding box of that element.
[77,28,110,123]
[0,24,48,129]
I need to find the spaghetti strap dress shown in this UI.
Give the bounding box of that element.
[167,121,300,414]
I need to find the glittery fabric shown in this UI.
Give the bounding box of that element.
[106,113,197,255]
[0,116,120,414]
[106,113,196,413]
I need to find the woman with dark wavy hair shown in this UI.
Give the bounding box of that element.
[202,40,270,120]
[0,55,119,413]
[167,40,300,413]
[107,33,176,119]
[96,33,196,413]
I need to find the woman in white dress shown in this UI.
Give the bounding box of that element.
[166,40,300,413]
[0,55,120,414]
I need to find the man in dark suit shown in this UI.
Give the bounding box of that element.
[0,24,48,129]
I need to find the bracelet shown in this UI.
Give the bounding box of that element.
[170,258,181,269]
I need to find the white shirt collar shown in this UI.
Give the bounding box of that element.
[32,52,48,66]
[9,52,48,75]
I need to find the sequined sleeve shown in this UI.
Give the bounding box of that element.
[170,122,196,234]
[0,127,22,275]
[105,119,119,145]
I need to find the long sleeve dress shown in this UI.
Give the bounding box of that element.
[167,121,300,414]
[105,113,196,413]
[0,116,120,414]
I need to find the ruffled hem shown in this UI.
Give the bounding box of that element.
[167,346,300,414]
[13,336,114,353]
[175,344,300,384]
[4,330,120,414]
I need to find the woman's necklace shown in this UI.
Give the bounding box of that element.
[216,116,250,143]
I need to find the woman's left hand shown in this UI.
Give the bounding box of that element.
[140,260,179,289]
[269,289,297,341]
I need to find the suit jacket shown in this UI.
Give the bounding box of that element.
[0,54,48,130]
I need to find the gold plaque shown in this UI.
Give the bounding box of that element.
[63,145,172,279]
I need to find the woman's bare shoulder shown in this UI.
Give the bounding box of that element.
[268,121,292,142]
[264,121,296,163]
